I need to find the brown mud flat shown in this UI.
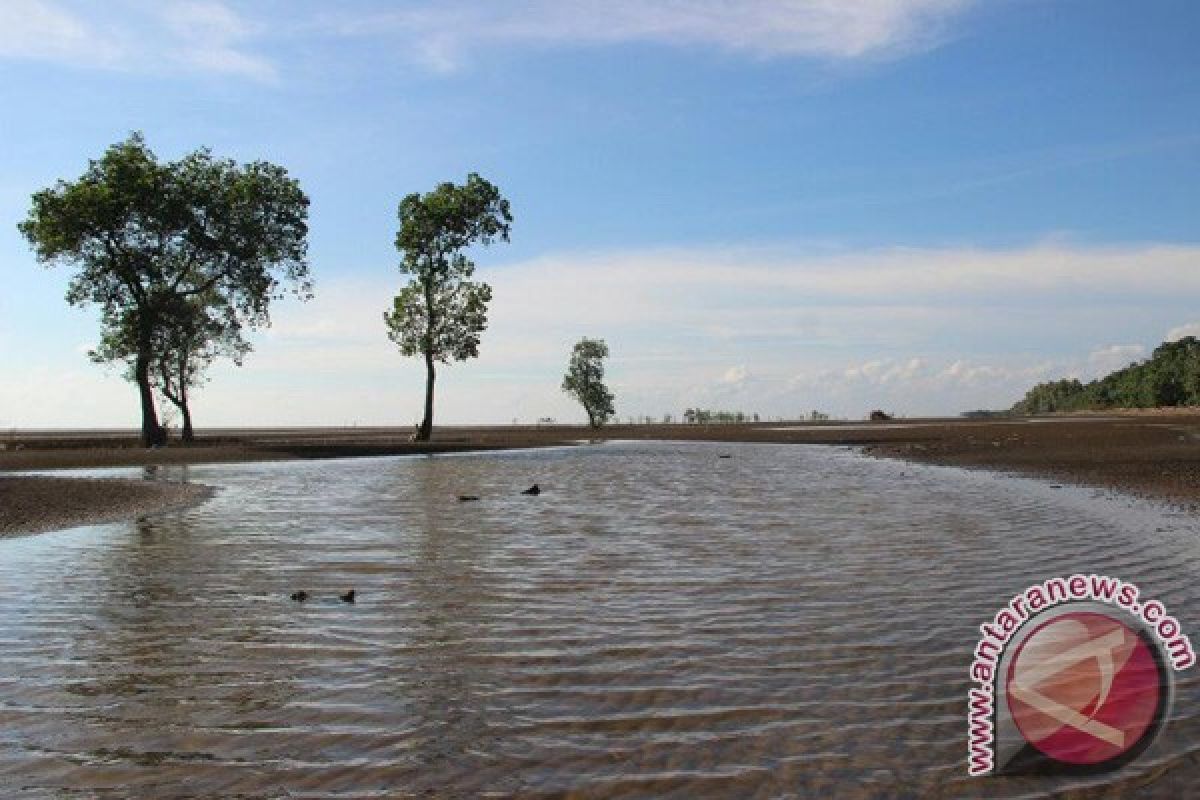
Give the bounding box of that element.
[854,415,1200,510]
[0,475,213,536]
[3,412,1200,517]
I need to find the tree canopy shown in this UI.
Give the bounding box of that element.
[384,173,511,441]
[562,338,616,429]
[1012,337,1200,413]
[19,132,311,444]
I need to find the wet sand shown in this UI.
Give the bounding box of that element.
[0,475,214,536]
[3,411,1200,534]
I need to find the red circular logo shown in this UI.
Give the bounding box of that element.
[1006,612,1163,765]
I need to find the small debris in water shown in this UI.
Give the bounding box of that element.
[458,495,480,502]
[340,590,356,604]
[521,484,541,496]
[290,590,309,602]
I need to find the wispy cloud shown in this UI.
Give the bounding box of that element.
[785,355,1064,415]
[0,0,122,65]
[332,0,976,73]
[6,240,1198,426]
[1087,344,1146,375]
[220,240,1200,423]
[0,0,275,81]
[1,1,973,80]
[1166,322,1200,342]
[153,1,275,81]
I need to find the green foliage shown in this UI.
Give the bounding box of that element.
[20,132,311,328]
[562,338,616,428]
[1012,379,1085,413]
[91,293,250,441]
[18,132,310,444]
[1012,337,1200,413]
[383,173,511,440]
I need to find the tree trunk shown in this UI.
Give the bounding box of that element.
[180,393,194,443]
[135,350,166,447]
[417,349,435,441]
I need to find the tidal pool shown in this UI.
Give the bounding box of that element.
[0,442,1197,797]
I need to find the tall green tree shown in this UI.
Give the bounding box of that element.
[383,173,511,441]
[562,338,616,429]
[19,133,311,445]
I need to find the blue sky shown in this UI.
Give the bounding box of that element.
[2,0,1199,427]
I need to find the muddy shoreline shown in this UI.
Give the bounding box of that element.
[3,413,1199,533]
[0,475,214,537]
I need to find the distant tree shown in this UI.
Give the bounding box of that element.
[19,132,310,445]
[562,338,616,428]
[384,174,511,441]
[1011,378,1086,414]
[1011,340,1200,414]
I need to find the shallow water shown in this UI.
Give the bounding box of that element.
[0,441,1197,798]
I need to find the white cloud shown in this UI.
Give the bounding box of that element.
[1,0,972,80]
[1086,344,1145,377]
[231,241,1200,422]
[0,0,122,65]
[939,360,1015,386]
[720,365,750,385]
[335,0,975,72]
[6,240,1200,426]
[0,0,275,81]
[842,358,928,383]
[470,242,1200,314]
[1166,322,1200,342]
[156,1,275,81]
[787,356,1077,417]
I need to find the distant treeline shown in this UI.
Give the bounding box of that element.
[683,409,760,424]
[1013,337,1200,414]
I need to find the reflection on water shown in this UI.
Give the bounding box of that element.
[0,442,1197,798]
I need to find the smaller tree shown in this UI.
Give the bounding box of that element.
[153,299,249,442]
[562,338,615,429]
[384,173,511,441]
[91,294,249,442]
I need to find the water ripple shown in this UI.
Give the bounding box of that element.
[0,442,1197,797]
